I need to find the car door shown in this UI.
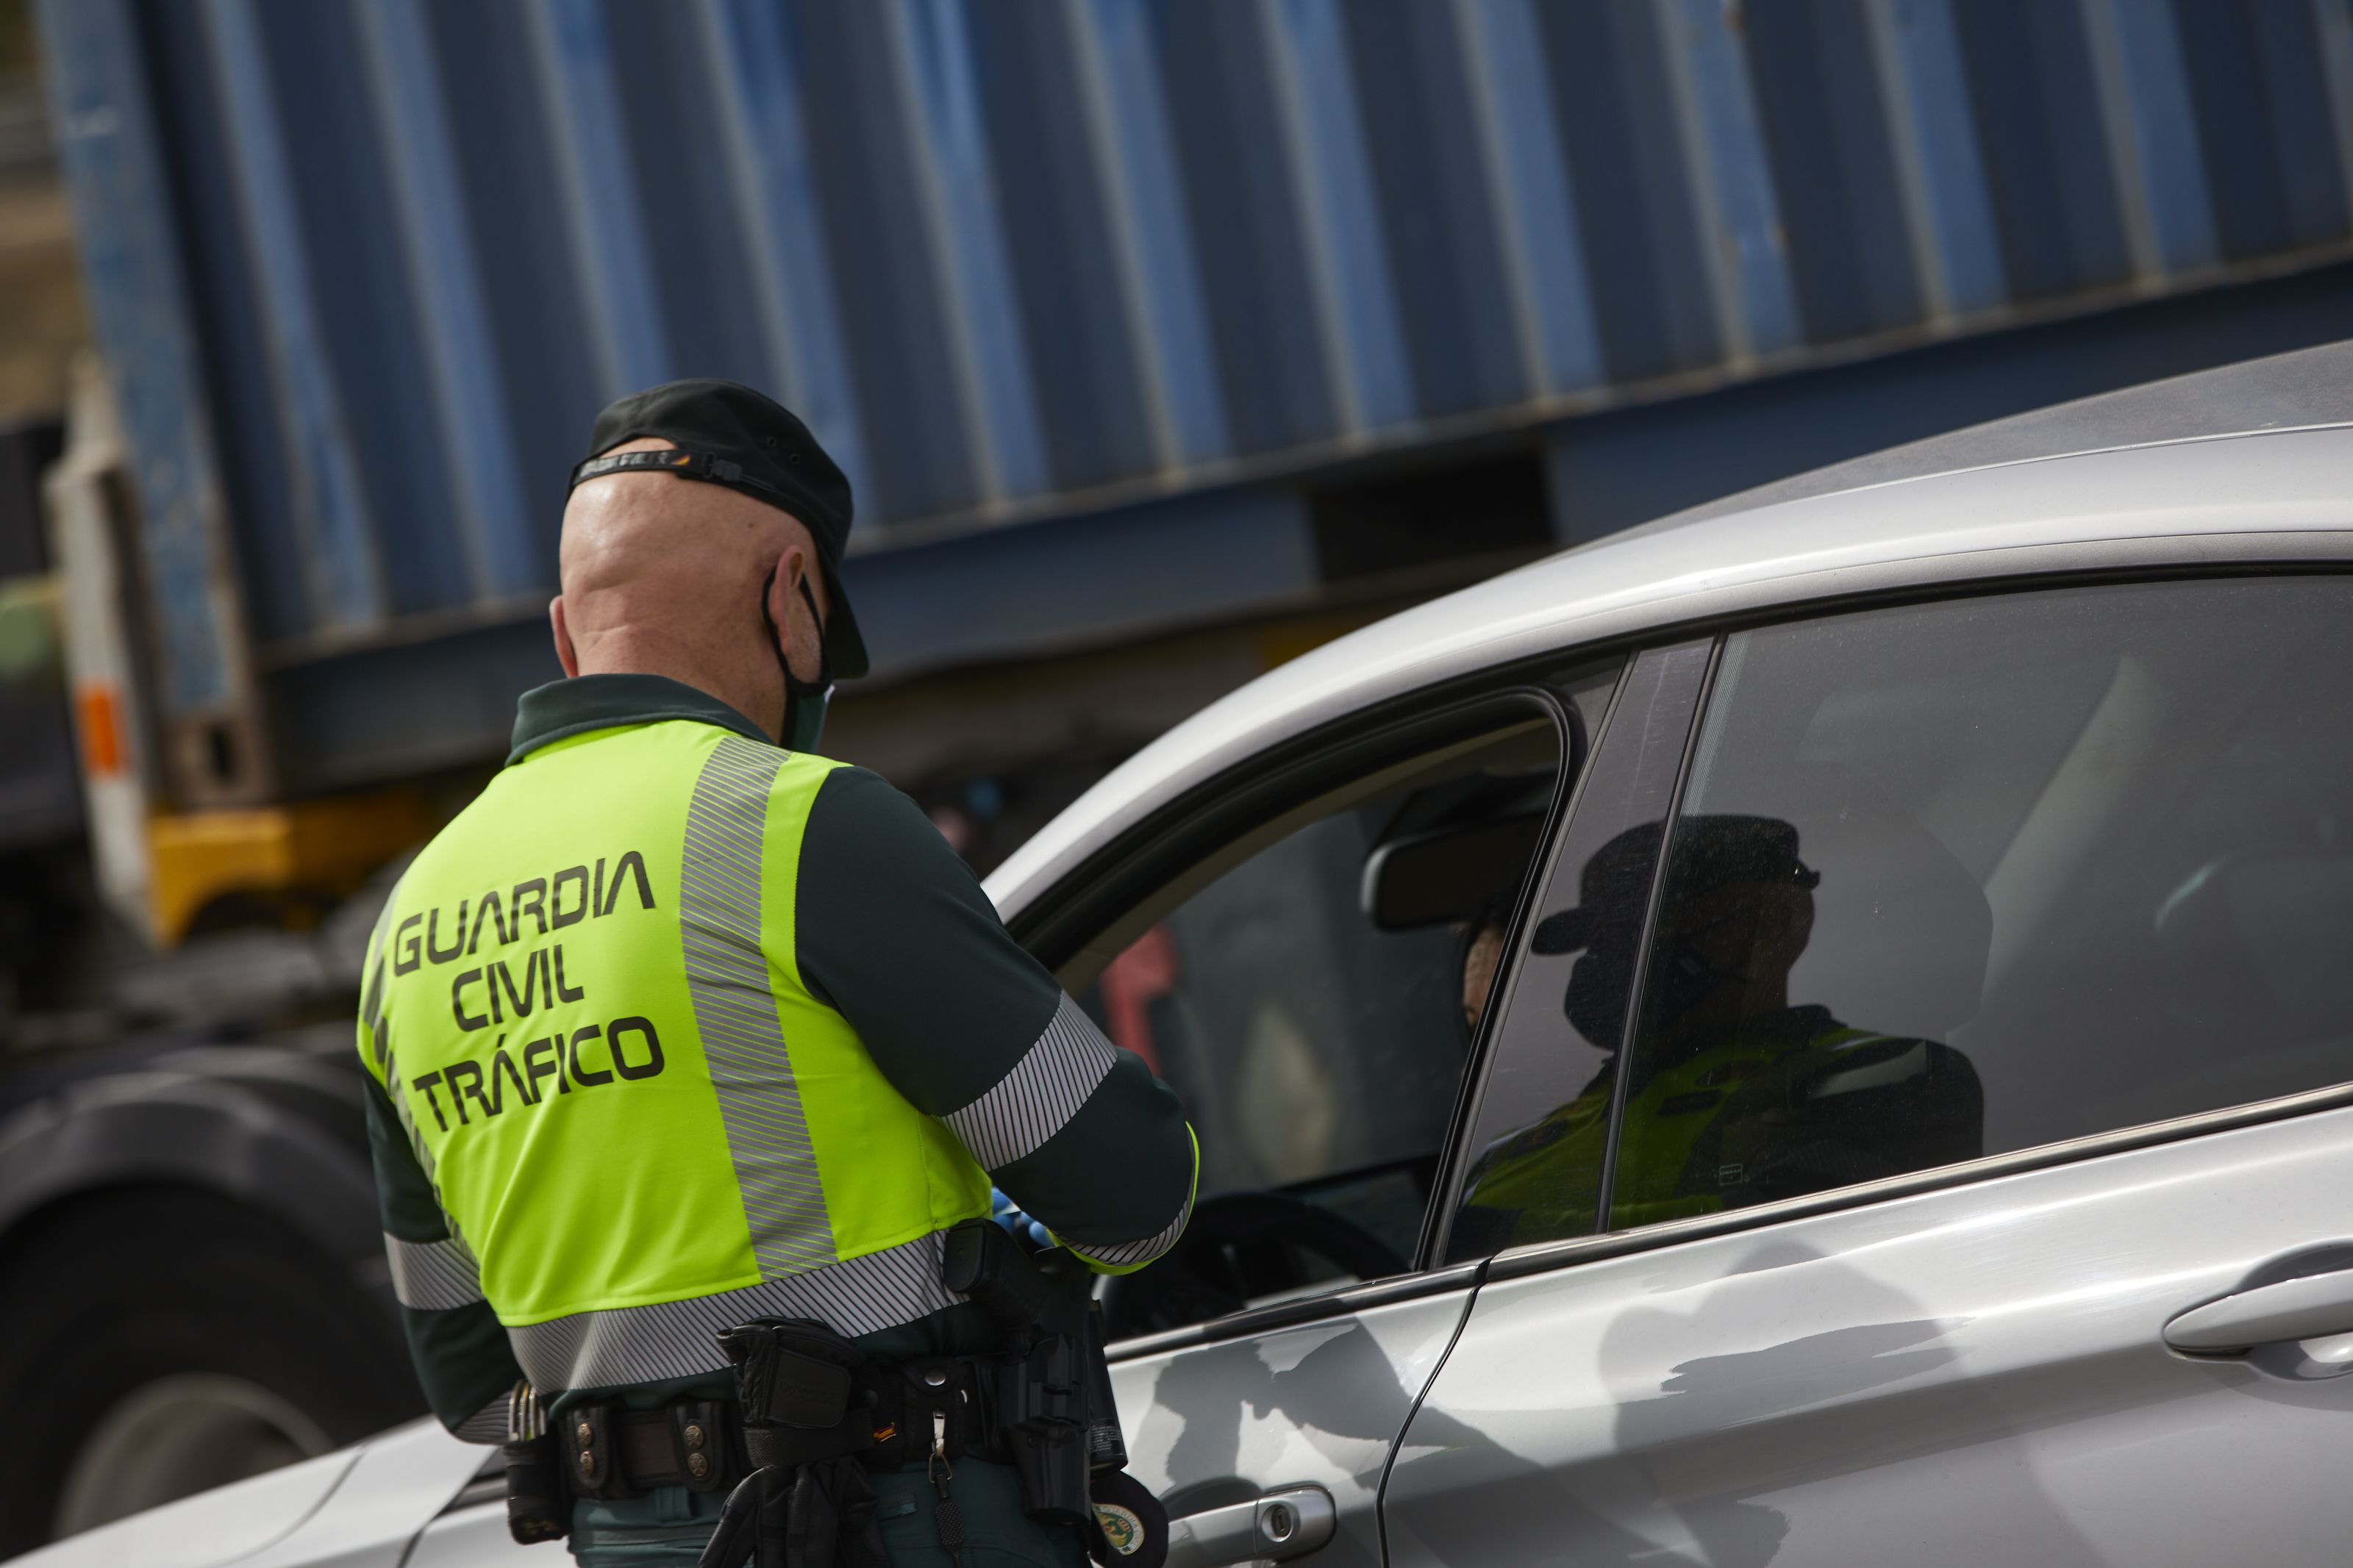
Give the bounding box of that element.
[1390,575,2353,1567]
[1026,673,1615,1568]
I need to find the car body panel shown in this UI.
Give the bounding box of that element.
[986,423,2353,924]
[1385,1100,2353,1567]
[403,1497,510,1567]
[15,1449,360,1568]
[15,1420,481,1568]
[1114,1289,1476,1568]
[1657,335,2353,529]
[236,1419,488,1568]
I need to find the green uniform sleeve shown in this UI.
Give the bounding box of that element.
[360,935,524,1440]
[796,767,1196,1270]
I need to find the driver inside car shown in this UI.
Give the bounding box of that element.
[1459,815,1983,1241]
[1460,891,1517,1034]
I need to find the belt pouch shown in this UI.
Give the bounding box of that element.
[567,1402,629,1500]
[763,1349,854,1428]
[721,1320,863,1426]
[721,1319,874,1472]
[672,1400,735,1492]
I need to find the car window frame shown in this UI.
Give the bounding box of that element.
[1010,668,1620,1359]
[1457,568,2353,1290]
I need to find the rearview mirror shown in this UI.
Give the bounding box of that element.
[1360,814,1543,931]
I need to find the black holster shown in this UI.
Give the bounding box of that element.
[995,1322,1092,1525]
[942,1220,1160,1567]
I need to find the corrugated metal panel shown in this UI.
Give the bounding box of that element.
[41,0,2353,676]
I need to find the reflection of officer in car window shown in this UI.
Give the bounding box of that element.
[1463,815,1982,1241]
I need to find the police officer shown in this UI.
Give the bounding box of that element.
[357,382,1197,1567]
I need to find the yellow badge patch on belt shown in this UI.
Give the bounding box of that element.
[1093,1503,1144,1556]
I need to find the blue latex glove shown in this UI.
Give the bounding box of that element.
[988,1187,1054,1251]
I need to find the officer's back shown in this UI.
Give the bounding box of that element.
[357,382,1197,1567]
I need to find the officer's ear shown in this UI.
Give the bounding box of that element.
[551,594,582,679]
[775,510,829,612]
[774,540,808,611]
[771,537,826,634]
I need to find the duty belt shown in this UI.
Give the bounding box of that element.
[504,1222,1168,1568]
[554,1358,1001,1504]
[698,1222,1162,1568]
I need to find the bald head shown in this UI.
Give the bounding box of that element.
[549,437,829,742]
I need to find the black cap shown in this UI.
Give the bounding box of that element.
[571,379,868,679]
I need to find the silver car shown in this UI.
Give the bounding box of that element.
[29,345,2353,1568]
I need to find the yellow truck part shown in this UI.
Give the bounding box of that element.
[149,792,435,946]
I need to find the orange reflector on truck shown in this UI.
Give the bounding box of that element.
[75,682,124,778]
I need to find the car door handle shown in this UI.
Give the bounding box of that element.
[2164,1269,2353,1353]
[1163,1485,1337,1568]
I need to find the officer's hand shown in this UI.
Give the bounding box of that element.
[988,1188,1054,1252]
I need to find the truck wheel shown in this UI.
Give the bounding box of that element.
[0,1188,421,1554]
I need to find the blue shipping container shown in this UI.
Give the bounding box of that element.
[36,0,2353,795]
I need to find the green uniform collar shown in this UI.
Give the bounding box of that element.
[508,673,772,764]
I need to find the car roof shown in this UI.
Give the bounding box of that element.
[985,342,2353,920]
[1654,335,2353,529]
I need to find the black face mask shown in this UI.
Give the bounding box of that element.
[760,568,833,753]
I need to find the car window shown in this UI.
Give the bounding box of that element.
[1069,710,1571,1337]
[1529,576,2353,1244]
[1443,644,1712,1261]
